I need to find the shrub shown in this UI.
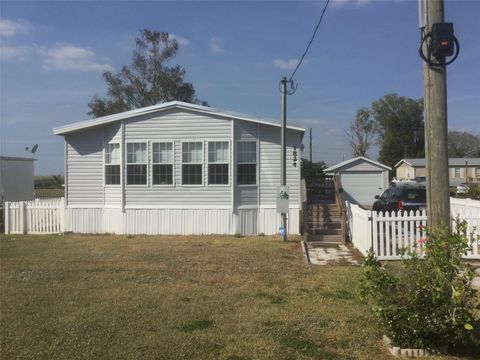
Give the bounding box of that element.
[360,220,478,351]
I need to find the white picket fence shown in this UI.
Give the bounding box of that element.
[347,198,480,260]
[4,198,65,234]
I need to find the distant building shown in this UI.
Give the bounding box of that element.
[0,156,35,203]
[395,158,480,186]
[325,156,391,206]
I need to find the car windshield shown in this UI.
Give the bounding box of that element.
[402,188,426,202]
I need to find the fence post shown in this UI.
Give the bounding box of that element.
[4,202,10,234]
[60,197,65,233]
[371,211,378,256]
[19,201,27,234]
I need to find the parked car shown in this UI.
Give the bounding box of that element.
[373,182,426,213]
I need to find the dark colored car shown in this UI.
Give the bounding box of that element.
[373,182,427,213]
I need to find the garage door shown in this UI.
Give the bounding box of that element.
[340,172,384,206]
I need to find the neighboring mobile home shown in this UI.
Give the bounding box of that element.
[325,156,391,206]
[54,101,304,235]
[0,156,35,203]
[395,158,480,186]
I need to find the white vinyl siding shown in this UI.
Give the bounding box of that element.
[65,129,104,206]
[259,126,301,207]
[65,109,303,213]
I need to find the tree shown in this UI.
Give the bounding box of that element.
[448,131,480,157]
[346,108,375,157]
[370,94,424,169]
[301,159,327,187]
[88,29,206,118]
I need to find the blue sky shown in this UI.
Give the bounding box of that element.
[1,0,479,175]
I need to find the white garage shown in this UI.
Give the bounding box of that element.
[325,157,391,207]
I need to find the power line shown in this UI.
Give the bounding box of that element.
[289,0,330,82]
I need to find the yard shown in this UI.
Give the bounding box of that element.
[0,234,476,359]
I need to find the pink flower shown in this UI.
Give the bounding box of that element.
[418,236,428,245]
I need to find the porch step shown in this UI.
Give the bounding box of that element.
[309,228,342,236]
[307,234,343,243]
[305,221,341,229]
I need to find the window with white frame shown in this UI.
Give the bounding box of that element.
[237,141,257,185]
[127,143,147,185]
[182,142,203,185]
[454,167,461,178]
[208,141,229,185]
[476,168,480,178]
[152,142,173,185]
[105,143,121,185]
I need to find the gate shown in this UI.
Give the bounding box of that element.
[306,176,335,203]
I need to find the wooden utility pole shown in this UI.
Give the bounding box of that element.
[422,0,450,228]
[280,77,288,241]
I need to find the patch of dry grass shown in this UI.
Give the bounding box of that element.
[0,234,473,359]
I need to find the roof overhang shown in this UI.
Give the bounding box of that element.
[325,156,391,172]
[53,101,305,136]
[394,159,413,168]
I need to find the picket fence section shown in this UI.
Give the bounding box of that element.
[4,198,65,234]
[347,198,480,260]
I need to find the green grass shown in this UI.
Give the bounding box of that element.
[34,188,64,197]
[0,234,474,359]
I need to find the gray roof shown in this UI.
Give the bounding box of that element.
[325,156,391,172]
[53,101,305,136]
[0,156,35,162]
[396,158,480,168]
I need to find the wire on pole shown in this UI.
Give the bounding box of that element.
[289,0,330,83]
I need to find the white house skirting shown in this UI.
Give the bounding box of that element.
[65,207,300,236]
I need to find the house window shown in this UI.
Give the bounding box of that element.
[105,143,120,185]
[476,168,480,178]
[182,142,203,185]
[127,143,147,185]
[152,142,173,185]
[208,141,229,185]
[454,167,461,178]
[237,141,257,185]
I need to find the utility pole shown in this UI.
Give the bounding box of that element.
[309,128,312,162]
[280,77,288,241]
[421,0,451,228]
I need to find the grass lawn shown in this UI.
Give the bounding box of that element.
[34,188,64,198]
[0,234,476,359]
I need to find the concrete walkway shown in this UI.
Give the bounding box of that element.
[307,243,360,266]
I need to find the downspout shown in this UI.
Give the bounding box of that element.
[257,123,260,234]
[121,120,126,213]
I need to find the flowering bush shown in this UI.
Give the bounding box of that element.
[360,220,479,351]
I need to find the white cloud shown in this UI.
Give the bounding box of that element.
[38,43,113,72]
[169,33,190,46]
[0,45,30,60]
[209,36,222,53]
[0,18,30,38]
[273,58,299,70]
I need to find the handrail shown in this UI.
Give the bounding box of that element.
[333,175,349,243]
